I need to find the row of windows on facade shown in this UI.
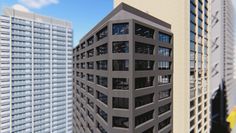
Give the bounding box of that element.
[76,114,171,133]
[11,25,72,37]
[190,0,209,20]
[77,93,172,131]
[76,60,172,71]
[77,74,171,89]
[12,18,72,32]
[190,0,209,43]
[189,0,209,97]
[190,94,208,108]
[76,23,172,51]
[190,110,208,132]
[75,42,172,60]
[11,29,72,38]
[77,82,171,106]
[190,98,208,117]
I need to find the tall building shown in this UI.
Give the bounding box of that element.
[114,0,210,133]
[210,0,235,132]
[0,8,73,133]
[73,3,173,133]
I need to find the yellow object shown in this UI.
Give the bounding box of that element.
[227,107,236,129]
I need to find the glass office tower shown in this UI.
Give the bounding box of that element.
[0,8,73,133]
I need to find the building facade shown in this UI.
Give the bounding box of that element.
[114,0,210,133]
[211,0,235,132]
[73,3,173,133]
[0,8,73,133]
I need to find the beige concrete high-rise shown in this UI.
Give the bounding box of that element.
[114,0,211,133]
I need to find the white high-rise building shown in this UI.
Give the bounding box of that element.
[211,0,235,112]
[0,8,73,133]
[211,0,235,132]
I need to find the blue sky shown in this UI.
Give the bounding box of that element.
[0,0,113,46]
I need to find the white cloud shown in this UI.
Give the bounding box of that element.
[19,0,59,9]
[233,0,236,8]
[12,4,30,12]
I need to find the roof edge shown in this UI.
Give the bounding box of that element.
[78,2,171,44]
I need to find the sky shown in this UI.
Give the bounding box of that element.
[0,0,113,46]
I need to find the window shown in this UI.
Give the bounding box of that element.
[190,3,196,14]
[190,22,196,32]
[87,98,94,108]
[76,63,80,69]
[87,74,94,82]
[159,89,171,100]
[135,23,154,38]
[190,32,196,42]
[81,52,85,59]
[198,2,203,10]
[113,60,129,71]
[112,41,129,53]
[112,78,129,90]
[87,110,94,121]
[135,110,154,126]
[81,72,85,79]
[113,97,129,109]
[113,117,129,128]
[158,47,172,57]
[87,122,93,133]
[87,36,94,46]
[76,55,80,60]
[135,60,154,71]
[158,61,172,70]
[159,32,172,43]
[81,62,85,69]
[97,60,108,70]
[190,60,195,70]
[87,86,94,96]
[87,62,94,69]
[204,46,208,55]
[81,42,85,49]
[190,41,195,51]
[80,82,85,90]
[158,117,171,130]
[87,49,94,58]
[97,122,107,133]
[158,103,171,115]
[96,44,108,55]
[190,100,195,108]
[198,19,202,27]
[97,27,108,41]
[97,106,107,122]
[76,80,80,86]
[96,76,108,87]
[112,23,129,35]
[190,110,195,117]
[76,72,80,77]
[135,77,154,89]
[158,75,171,85]
[190,0,195,4]
[97,91,107,105]
[190,12,196,23]
[143,127,154,133]
[135,42,154,54]
[135,93,154,108]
